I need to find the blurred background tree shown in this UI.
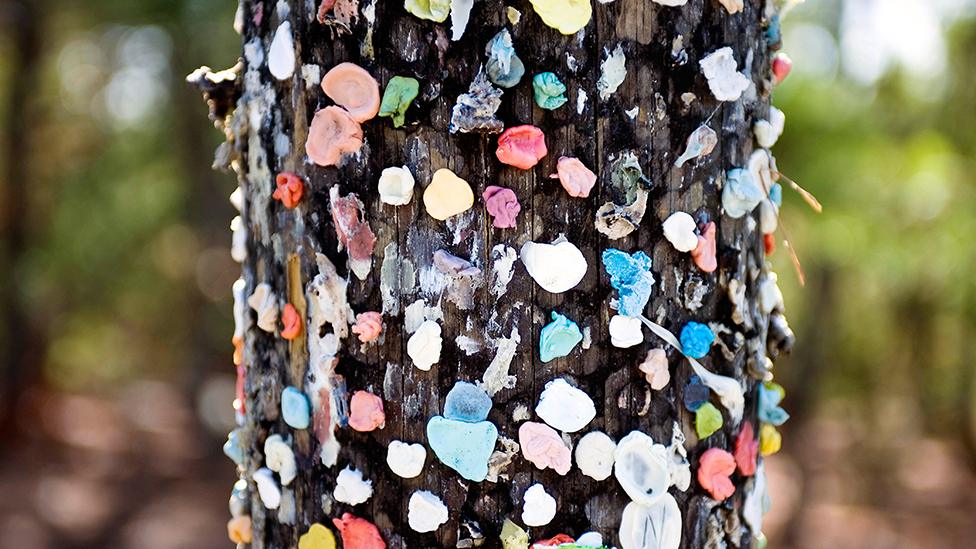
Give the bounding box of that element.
[0,0,974,548]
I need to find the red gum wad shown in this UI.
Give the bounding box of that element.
[273,172,304,208]
[496,125,547,169]
[332,513,386,549]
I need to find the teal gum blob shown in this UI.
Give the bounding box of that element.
[539,311,583,363]
[532,72,568,110]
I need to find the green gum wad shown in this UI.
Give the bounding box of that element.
[695,401,723,439]
[379,76,420,128]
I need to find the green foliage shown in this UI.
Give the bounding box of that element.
[772,8,976,437]
[8,0,239,391]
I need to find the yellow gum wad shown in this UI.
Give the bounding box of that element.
[530,0,592,35]
[298,524,336,549]
[423,168,474,221]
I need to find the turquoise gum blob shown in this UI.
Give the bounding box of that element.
[532,72,568,110]
[281,386,311,429]
[427,381,499,482]
[539,311,583,363]
[426,417,498,482]
[680,321,714,359]
[758,382,790,426]
[602,249,655,317]
[444,381,492,423]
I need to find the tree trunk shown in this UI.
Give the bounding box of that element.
[196,0,794,547]
[0,0,44,436]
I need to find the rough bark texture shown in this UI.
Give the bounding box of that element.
[206,0,791,547]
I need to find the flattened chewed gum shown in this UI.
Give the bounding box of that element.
[496,125,547,169]
[281,303,302,340]
[691,221,717,273]
[306,106,363,167]
[519,421,572,475]
[321,62,381,122]
[697,448,736,501]
[348,390,385,432]
[351,311,383,343]
[550,156,596,198]
[482,186,521,228]
[273,172,304,208]
[331,513,386,549]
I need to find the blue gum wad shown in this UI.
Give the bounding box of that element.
[532,72,568,110]
[485,29,525,88]
[683,375,710,412]
[722,168,765,218]
[769,182,783,208]
[444,381,492,423]
[223,428,244,465]
[427,382,499,482]
[758,382,790,426]
[602,249,655,317]
[680,321,714,359]
[281,386,311,429]
[539,311,583,363]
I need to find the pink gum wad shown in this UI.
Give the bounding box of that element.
[698,447,736,501]
[482,186,521,228]
[550,156,597,198]
[348,390,385,432]
[305,106,363,167]
[352,311,383,343]
[518,421,571,475]
[691,221,717,273]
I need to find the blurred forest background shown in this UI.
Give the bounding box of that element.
[0,0,974,547]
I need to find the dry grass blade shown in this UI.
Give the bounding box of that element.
[776,172,823,213]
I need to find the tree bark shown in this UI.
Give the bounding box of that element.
[0,0,44,436]
[198,0,793,547]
